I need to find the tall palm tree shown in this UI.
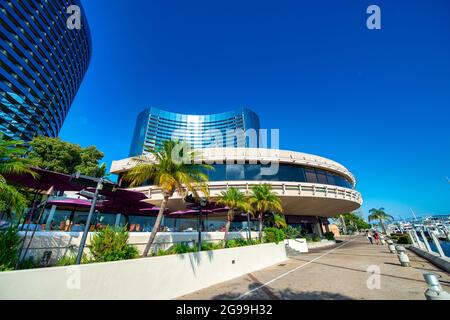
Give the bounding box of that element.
[123,140,212,257]
[216,187,249,242]
[248,184,283,241]
[368,208,394,235]
[0,135,38,213]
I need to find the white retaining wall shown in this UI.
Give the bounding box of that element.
[285,239,309,253]
[0,243,287,300]
[306,240,336,250]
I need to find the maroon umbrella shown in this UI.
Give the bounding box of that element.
[46,198,92,208]
[83,187,156,215]
[4,167,85,192]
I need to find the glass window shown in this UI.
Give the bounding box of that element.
[326,173,336,185]
[316,169,328,184]
[207,164,226,181]
[226,164,245,180]
[305,168,318,183]
[245,164,262,180]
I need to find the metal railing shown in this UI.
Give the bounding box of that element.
[139,181,363,204]
[407,229,448,259]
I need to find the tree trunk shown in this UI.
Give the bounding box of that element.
[142,196,168,257]
[380,218,387,235]
[258,213,263,242]
[223,209,233,244]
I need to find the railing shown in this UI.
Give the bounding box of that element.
[406,229,449,258]
[137,181,363,205]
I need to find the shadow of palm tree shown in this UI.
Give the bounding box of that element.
[211,287,353,300]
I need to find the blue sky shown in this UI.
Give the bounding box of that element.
[60,0,450,219]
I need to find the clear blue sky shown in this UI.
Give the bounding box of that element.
[60,0,450,219]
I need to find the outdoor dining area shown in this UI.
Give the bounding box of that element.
[3,167,258,234]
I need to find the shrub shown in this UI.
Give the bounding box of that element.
[303,234,313,242]
[396,235,412,245]
[56,253,90,266]
[17,257,40,270]
[263,227,286,244]
[168,242,197,254]
[283,226,301,240]
[0,227,21,271]
[89,226,139,262]
[312,235,321,242]
[324,232,335,241]
[201,242,222,251]
[224,238,249,248]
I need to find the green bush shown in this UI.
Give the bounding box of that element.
[263,227,286,244]
[17,257,42,270]
[324,232,335,241]
[283,226,301,240]
[168,242,197,254]
[396,235,412,245]
[56,253,90,266]
[89,226,139,262]
[201,242,222,251]
[224,239,250,248]
[312,235,321,242]
[303,234,313,242]
[0,227,21,272]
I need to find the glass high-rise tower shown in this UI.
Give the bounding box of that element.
[0,0,92,141]
[129,107,261,156]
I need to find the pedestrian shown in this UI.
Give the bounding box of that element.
[373,231,380,245]
[366,230,373,245]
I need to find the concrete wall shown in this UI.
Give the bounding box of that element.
[408,246,450,273]
[285,239,308,253]
[0,243,287,300]
[19,231,259,264]
[307,240,336,250]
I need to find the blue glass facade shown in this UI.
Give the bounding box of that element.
[204,164,354,189]
[120,163,354,189]
[129,107,261,156]
[0,0,92,141]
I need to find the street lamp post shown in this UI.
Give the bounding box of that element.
[75,178,104,265]
[185,194,208,252]
[247,212,252,241]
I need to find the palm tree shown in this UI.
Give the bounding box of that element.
[248,184,283,241]
[0,135,38,213]
[368,208,394,235]
[267,213,287,229]
[123,140,212,257]
[216,187,249,242]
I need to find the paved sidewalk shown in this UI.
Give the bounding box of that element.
[179,236,450,300]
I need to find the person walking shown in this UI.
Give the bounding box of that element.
[373,231,380,245]
[366,230,373,245]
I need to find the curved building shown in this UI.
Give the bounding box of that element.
[0,0,92,141]
[112,148,362,219]
[129,107,261,156]
[114,108,362,236]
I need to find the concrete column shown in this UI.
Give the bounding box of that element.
[115,213,122,228]
[315,217,323,238]
[45,205,57,231]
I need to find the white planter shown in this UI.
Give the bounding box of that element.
[0,243,287,300]
[285,239,309,253]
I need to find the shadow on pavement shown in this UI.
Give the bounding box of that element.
[211,287,353,300]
